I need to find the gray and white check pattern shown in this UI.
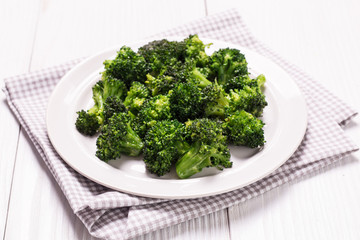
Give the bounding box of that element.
[3,9,358,240]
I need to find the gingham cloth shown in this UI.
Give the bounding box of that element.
[3,9,359,240]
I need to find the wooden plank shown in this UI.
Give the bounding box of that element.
[132,210,230,240]
[4,0,230,239]
[29,0,208,69]
[4,130,100,240]
[206,0,360,239]
[0,0,42,237]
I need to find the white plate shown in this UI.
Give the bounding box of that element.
[46,37,307,199]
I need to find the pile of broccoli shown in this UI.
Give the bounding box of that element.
[75,35,267,179]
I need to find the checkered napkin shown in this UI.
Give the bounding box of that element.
[3,9,358,240]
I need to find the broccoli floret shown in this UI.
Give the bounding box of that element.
[209,48,248,87]
[175,118,232,179]
[144,59,194,96]
[75,110,100,136]
[75,77,127,135]
[184,34,212,67]
[200,74,267,118]
[133,94,172,138]
[161,60,188,82]
[226,85,267,117]
[223,110,265,148]
[143,120,189,176]
[123,81,150,115]
[202,82,229,119]
[186,63,213,88]
[223,74,266,92]
[169,82,205,122]
[96,112,144,162]
[103,46,150,87]
[145,74,177,96]
[138,39,186,76]
[103,96,126,123]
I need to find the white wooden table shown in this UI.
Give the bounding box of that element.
[1,0,360,239]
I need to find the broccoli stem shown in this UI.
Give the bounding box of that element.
[204,105,226,118]
[204,89,229,118]
[176,140,231,179]
[176,141,211,179]
[191,68,212,88]
[119,123,144,156]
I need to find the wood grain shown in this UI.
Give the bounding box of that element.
[206,0,360,238]
[0,0,42,237]
[1,0,360,239]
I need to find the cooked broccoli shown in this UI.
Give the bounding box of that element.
[198,75,267,118]
[226,84,267,117]
[202,82,229,119]
[75,110,100,136]
[138,39,186,76]
[133,94,172,138]
[223,74,266,92]
[103,46,150,87]
[103,96,126,123]
[145,74,177,96]
[143,120,189,176]
[175,118,232,179]
[186,63,213,88]
[184,34,212,67]
[223,110,265,148]
[96,112,143,162]
[209,48,248,87]
[169,82,205,122]
[76,35,268,179]
[123,81,150,115]
[75,77,127,135]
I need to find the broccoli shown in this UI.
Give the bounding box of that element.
[202,82,229,119]
[75,35,268,179]
[103,46,150,87]
[226,84,267,117]
[138,39,186,76]
[223,110,265,148]
[95,112,144,162]
[123,81,150,115]
[175,118,232,179]
[223,74,266,92]
[133,94,172,138]
[75,77,127,136]
[75,110,100,136]
[186,62,213,88]
[145,74,177,96]
[143,120,189,176]
[209,48,248,87]
[184,34,212,67]
[169,82,205,122]
[103,96,126,123]
[199,76,267,118]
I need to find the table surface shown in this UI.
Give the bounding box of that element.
[1,0,360,239]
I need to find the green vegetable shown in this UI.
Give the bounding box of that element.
[75,35,267,178]
[133,94,172,138]
[224,110,265,148]
[75,77,127,136]
[169,82,205,122]
[175,118,232,179]
[96,112,143,162]
[103,46,150,87]
[123,81,150,115]
[143,120,189,176]
[209,48,248,87]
